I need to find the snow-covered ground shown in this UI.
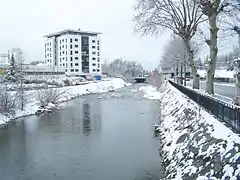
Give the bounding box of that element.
[0,78,130,127]
[140,83,240,179]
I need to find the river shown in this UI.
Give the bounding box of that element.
[0,85,161,180]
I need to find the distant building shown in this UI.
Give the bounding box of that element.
[44,29,102,76]
[22,64,65,75]
[0,54,8,75]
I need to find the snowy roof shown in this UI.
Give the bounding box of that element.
[197,69,235,79]
[44,29,102,38]
[215,70,235,79]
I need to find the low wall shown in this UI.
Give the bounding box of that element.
[158,84,240,179]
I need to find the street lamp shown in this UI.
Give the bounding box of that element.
[234,58,240,105]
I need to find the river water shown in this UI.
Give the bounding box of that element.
[0,85,161,180]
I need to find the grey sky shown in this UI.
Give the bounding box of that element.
[1,0,237,71]
[0,0,171,70]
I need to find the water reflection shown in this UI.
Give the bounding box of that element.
[83,103,91,136]
[0,85,161,180]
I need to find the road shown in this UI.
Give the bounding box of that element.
[186,80,235,102]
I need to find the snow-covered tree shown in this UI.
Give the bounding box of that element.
[5,54,19,82]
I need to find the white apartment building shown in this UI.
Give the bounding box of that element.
[44,29,101,76]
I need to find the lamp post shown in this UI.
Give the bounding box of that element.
[234,58,240,105]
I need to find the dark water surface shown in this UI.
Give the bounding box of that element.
[0,85,161,180]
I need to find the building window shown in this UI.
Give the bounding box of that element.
[75,45,78,48]
[63,63,65,66]
[97,46,99,50]
[70,45,72,49]
[93,63,96,66]
[60,58,61,62]
[66,45,67,48]
[62,45,64,48]
[66,51,67,55]
[93,69,96,72]
[97,58,100,62]
[97,64,100,68]
[92,46,96,49]
[66,39,67,42]
[75,38,78,41]
[92,52,96,55]
[75,51,78,54]
[70,51,72,55]
[98,52,100,56]
[60,64,62,66]
[60,52,61,56]
[71,69,74,72]
[60,46,61,50]
[70,57,73,61]
[62,39,64,42]
[66,57,68,61]
[70,38,72,43]
[70,63,73,67]
[97,40,100,45]
[97,69,100,72]
[63,57,65,60]
[92,40,95,43]
[93,57,96,60]
[66,69,68,72]
[75,63,79,66]
[63,51,64,54]
[60,40,61,44]
[75,69,79,72]
[75,57,79,60]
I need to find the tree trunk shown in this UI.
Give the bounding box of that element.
[184,64,186,86]
[176,62,179,83]
[180,63,183,85]
[234,34,240,105]
[206,13,218,94]
[184,39,199,89]
[235,61,240,105]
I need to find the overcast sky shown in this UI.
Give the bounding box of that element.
[1,0,237,71]
[0,0,172,70]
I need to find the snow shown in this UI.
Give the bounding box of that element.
[0,78,129,127]
[198,70,207,78]
[139,83,240,179]
[197,69,235,79]
[215,70,235,79]
[139,85,162,99]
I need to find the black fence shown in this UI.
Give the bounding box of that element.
[169,80,240,133]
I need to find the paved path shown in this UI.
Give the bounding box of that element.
[186,80,235,103]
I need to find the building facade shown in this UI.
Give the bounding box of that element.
[44,29,101,76]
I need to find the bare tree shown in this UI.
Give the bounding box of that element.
[133,0,206,89]
[196,0,231,94]
[0,84,16,115]
[161,35,199,85]
[37,88,68,110]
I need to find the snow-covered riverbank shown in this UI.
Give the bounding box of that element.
[0,78,130,127]
[140,83,240,180]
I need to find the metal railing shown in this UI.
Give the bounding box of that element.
[169,80,240,133]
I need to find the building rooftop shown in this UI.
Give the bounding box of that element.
[44,29,102,38]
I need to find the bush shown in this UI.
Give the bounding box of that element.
[37,88,68,108]
[0,85,16,115]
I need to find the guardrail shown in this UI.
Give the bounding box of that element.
[169,80,240,133]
